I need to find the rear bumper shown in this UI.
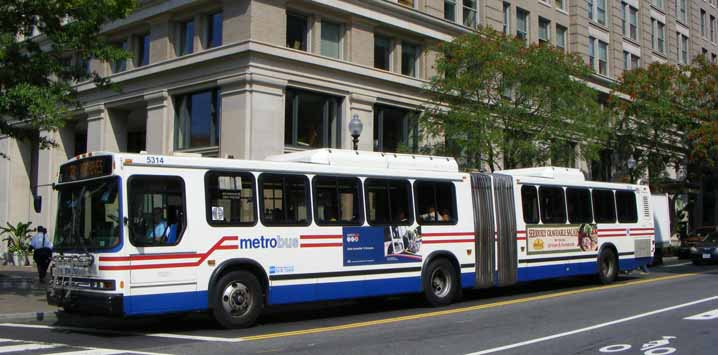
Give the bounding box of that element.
[47,288,124,316]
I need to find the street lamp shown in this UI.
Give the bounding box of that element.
[627,155,636,183]
[349,114,363,151]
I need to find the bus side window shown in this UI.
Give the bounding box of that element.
[566,188,593,224]
[521,185,539,224]
[128,175,186,246]
[365,179,413,226]
[259,174,311,226]
[592,189,616,223]
[205,171,257,226]
[313,176,363,226]
[539,186,566,224]
[615,191,638,223]
[414,181,457,225]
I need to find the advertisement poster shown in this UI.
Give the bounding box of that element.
[343,226,423,266]
[526,224,598,254]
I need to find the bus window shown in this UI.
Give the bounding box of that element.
[521,185,539,224]
[365,179,413,225]
[128,176,186,246]
[566,188,593,224]
[592,189,616,223]
[615,191,638,223]
[259,174,311,226]
[414,181,456,224]
[205,171,256,226]
[313,176,362,225]
[539,186,566,224]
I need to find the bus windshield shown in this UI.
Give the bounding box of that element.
[54,176,121,251]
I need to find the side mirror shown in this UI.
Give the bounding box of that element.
[33,196,42,213]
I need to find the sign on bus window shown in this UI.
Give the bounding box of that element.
[206,172,256,226]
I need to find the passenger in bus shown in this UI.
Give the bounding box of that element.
[146,208,168,242]
[420,207,437,222]
[440,209,451,222]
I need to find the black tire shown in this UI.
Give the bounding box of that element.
[211,270,263,329]
[597,248,618,284]
[423,259,458,307]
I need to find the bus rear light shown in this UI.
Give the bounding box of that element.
[124,159,133,165]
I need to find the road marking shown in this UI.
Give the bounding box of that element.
[43,350,126,355]
[662,262,693,268]
[240,273,698,341]
[0,273,700,344]
[464,296,717,355]
[684,309,718,320]
[0,343,58,353]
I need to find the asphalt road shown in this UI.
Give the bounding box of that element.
[0,260,716,355]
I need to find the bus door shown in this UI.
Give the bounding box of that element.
[126,175,197,290]
[470,174,518,288]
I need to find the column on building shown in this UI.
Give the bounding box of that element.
[218,73,287,160]
[0,135,33,236]
[145,91,173,155]
[34,128,73,231]
[86,104,125,152]
[348,94,376,151]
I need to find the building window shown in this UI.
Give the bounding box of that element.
[174,89,220,150]
[398,0,415,7]
[621,2,638,41]
[652,0,663,9]
[320,20,342,59]
[207,12,223,48]
[502,2,510,34]
[711,16,716,42]
[677,33,689,64]
[623,51,640,70]
[589,37,608,75]
[651,18,665,54]
[588,0,606,26]
[374,35,392,70]
[516,8,528,43]
[287,13,308,51]
[555,0,564,10]
[589,36,595,69]
[556,25,567,50]
[538,17,550,45]
[111,40,128,73]
[677,0,687,23]
[284,88,342,148]
[462,0,477,28]
[178,20,194,56]
[374,104,418,153]
[401,41,419,77]
[136,33,150,67]
[445,0,456,22]
[701,10,706,37]
[713,53,717,64]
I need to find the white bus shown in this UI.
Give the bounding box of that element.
[47,149,654,328]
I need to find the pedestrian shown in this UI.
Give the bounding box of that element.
[29,226,52,282]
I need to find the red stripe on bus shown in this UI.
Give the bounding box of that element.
[598,228,627,232]
[422,232,475,237]
[422,239,474,244]
[599,234,628,237]
[631,233,654,236]
[630,228,655,231]
[300,243,343,248]
[300,235,343,239]
[516,237,527,240]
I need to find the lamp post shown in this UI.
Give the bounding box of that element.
[349,114,363,151]
[627,155,636,183]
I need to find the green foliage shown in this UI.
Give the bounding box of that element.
[423,26,608,171]
[0,0,137,143]
[0,221,33,255]
[682,56,718,169]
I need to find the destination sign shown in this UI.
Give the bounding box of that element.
[59,156,113,183]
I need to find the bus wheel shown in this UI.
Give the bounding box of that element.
[598,249,618,284]
[423,259,457,307]
[212,271,263,329]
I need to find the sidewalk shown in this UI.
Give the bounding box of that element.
[0,264,58,320]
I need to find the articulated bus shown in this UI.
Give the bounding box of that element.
[48,149,654,328]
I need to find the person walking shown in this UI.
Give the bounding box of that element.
[29,226,53,282]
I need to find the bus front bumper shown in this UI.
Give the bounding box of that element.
[47,289,124,316]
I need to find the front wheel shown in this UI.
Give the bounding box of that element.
[597,248,618,284]
[212,271,263,329]
[423,259,458,307]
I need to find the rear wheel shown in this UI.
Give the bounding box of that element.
[598,248,618,284]
[212,271,263,329]
[423,259,458,307]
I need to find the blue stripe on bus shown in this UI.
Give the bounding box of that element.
[121,257,652,315]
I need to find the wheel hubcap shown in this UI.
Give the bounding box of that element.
[221,281,252,318]
[431,268,451,298]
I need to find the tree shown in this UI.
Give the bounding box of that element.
[608,62,690,184]
[682,56,718,169]
[0,0,137,145]
[423,26,608,172]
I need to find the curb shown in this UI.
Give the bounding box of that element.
[0,310,58,322]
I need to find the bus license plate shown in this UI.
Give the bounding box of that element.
[703,253,711,259]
